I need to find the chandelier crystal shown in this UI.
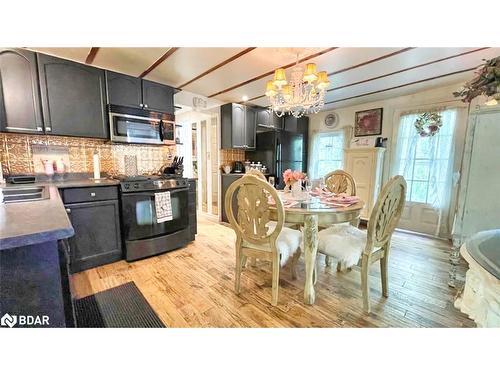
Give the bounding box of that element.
[265,54,330,118]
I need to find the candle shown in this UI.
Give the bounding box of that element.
[93,151,101,180]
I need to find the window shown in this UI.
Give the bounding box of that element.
[309,131,344,179]
[395,110,457,205]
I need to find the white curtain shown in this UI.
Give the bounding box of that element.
[394,108,458,236]
[308,129,345,180]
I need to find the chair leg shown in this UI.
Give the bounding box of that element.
[235,247,243,295]
[291,248,301,280]
[380,256,389,297]
[250,257,257,267]
[271,251,280,306]
[361,255,371,313]
[325,255,332,267]
[337,261,347,272]
[242,255,248,268]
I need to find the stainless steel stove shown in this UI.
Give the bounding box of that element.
[116,174,190,261]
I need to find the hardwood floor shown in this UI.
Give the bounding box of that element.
[71,216,474,327]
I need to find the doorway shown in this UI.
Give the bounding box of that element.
[391,107,466,237]
[197,112,220,217]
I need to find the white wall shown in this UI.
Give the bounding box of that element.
[308,83,481,183]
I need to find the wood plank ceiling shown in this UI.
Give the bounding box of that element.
[30,47,500,110]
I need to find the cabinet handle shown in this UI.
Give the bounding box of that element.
[140,103,144,107]
[90,192,96,197]
[65,208,71,213]
[37,126,43,132]
[144,104,148,108]
[45,127,52,132]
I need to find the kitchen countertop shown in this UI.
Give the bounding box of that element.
[0,178,119,250]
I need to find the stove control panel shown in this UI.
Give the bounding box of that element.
[120,178,187,192]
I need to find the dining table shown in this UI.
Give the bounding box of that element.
[269,191,364,305]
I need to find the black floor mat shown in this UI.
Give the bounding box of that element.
[74,282,165,328]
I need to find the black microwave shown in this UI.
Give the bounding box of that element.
[108,105,175,145]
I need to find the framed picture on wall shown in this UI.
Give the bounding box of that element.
[354,108,383,137]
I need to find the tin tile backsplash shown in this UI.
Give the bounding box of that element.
[0,133,176,176]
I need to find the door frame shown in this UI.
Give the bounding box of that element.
[196,111,220,217]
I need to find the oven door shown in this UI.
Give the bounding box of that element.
[110,112,163,145]
[161,120,175,144]
[121,187,189,241]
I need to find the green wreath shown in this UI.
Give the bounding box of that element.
[414,112,442,137]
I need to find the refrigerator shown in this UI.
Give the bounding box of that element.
[247,121,308,189]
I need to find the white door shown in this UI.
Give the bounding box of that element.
[392,108,464,237]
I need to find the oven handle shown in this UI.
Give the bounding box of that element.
[122,187,189,196]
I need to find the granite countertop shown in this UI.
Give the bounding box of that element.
[0,178,119,250]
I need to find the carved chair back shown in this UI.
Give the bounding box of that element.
[324,170,357,195]
[225,174,284,248]
[365,175,407,253]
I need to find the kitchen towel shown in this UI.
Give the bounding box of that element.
[155,191,173,223]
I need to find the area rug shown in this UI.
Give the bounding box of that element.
[74,281,165,328]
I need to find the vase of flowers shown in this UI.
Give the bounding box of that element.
[283,169,306,198]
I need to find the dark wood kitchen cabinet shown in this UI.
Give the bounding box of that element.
[142,80,175,113]
[37,53,108,138]
[221,103,256,150]
[61,186,122,273]
[106,70,143,108]
[255,107,282,129]
[106,72,175,114]
[0,48,44,134]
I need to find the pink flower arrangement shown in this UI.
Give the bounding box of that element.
[283,169,306,186]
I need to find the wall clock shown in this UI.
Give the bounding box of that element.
[324,112,339,129]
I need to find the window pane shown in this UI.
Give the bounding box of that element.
[411,181,428,203]
[415,137,431,159]
[413,160,430,181]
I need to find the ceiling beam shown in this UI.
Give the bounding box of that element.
[327,47,490,92]
[324,67,477,106]
[244,47,415,104]
[85,47,100,64]
[178,47,257,89]
[139,47,179,78]
[208,47,338,98]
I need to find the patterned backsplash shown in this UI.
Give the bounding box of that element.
[0,132,176,176]
[219,149,245,167]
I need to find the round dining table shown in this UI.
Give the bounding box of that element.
[269,192,364,305]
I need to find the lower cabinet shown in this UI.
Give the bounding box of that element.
[62,187,122,273]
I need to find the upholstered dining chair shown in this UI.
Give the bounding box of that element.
[317,175,407,313]
[225,174,302,305]
[322,169,358,268]
[324,169,357,196]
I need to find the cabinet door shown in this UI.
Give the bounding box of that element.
[37,53,108,138]
[283,115,298,132]
[0,48,44,133]
[65,200,122,273]
[232,103,246,148]
[142,80,174,113]
[256,107,271,127]
[106,71,142,108]
[271,111,282,129]
[245,106,256,149]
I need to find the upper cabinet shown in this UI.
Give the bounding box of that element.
[221,103,256,150]
[141,80,174,113]
[0,48,44,134]
[106,72,175,114]
[283,115,308,134]
[37,53,108,138]
[106,71,142,109]
[255,107,282,129]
